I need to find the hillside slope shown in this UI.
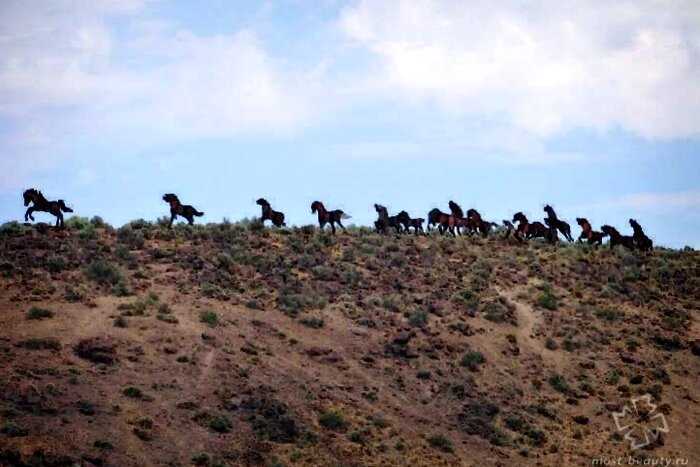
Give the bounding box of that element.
[0,220,698,467]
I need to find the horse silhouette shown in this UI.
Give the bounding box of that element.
[513,212,554,243]
[629,219,653,252]
[374,204,402,234]
[23,188,73,228]
[311,201,349,234]
[601,225,635,250]
[256,198,286,227]
[544,205,573,241]
[427,208,456,236]
[576,218,604,246]
[162,194,204,227]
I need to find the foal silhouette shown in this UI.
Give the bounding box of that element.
[162,194,204,227]
[23,188,73,228]
[311,201,350,234]
[256,198,286,227]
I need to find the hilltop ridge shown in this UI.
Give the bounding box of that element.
[0,219,698,467]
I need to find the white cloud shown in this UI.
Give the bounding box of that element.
[0,1,323,141]
[339,0,700,139]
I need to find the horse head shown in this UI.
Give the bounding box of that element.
[256,198,269,207]
[629,219,642,234]
[397,211,410,223]
[374,204,388,215]
[448,200,463,217]
[600,225,615,237]
[311,201,323,214]
[576,218,591,230]
[512,212,527,224]
[23,188,37,207]
[467,208,481,220]
[543,205,556,217]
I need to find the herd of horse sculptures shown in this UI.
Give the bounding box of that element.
[21,188,654,251]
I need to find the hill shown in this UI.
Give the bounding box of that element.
[0,219,698,467]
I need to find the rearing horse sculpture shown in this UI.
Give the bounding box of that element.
[543,205,573,242]
[257,198,286,227]
[23,188,73,228]
[311,201,350,234]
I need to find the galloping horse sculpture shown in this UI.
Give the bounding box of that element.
[311,201,350,234]
[23,189,73,228]
[162,194,204,227]
[576,218,604,246]
[257,198,286,227]
[513,212,553,243]
[601,225,636,250]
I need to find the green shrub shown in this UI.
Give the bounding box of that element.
[209,415,233,433]
[319,410,347,431]
[536,286,557,310]
[428,434,454,453]
[299,317,324,329]
[460,351,485,371]
[408,310,428,328]
[199,310,219,327]
[46,256,66,273]
[594,307,622,322]
[26,306,53,320]
[85,260,123,286]
[548,374,569,393]
[122,387,143,398]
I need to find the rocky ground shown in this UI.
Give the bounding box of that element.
[0,218,698,467]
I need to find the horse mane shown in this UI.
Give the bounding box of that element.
[311,201,325,213]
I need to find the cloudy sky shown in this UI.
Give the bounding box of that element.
[1,0,699,247]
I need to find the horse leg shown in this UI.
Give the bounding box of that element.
[169,213,176,228]
[330,222,336,235]
[186,215,194,225]
[337,220,346,231]
[25,207,35,222]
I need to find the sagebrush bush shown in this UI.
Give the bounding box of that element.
[85,260,123,286]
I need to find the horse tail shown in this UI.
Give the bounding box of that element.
[194,210,204,217]
[58,200,73,213]
[341,212,351,220]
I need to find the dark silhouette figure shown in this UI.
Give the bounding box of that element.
[374,204,402,234]
[576,218,604,246]
[601,225,635,250]
[629,219,653,252]
[162,193,204,227]
[256,198,286,227]
[311,201,349,234]
[427,208,456,235]
[502,220,515,239]
[543,205,573,241]
[23,188,73,228]
[395,211,424,235]
[467,208,493,237]
[512,212,554,243]
[448,201,464,219]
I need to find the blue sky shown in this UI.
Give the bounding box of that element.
[1,0,699,248]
